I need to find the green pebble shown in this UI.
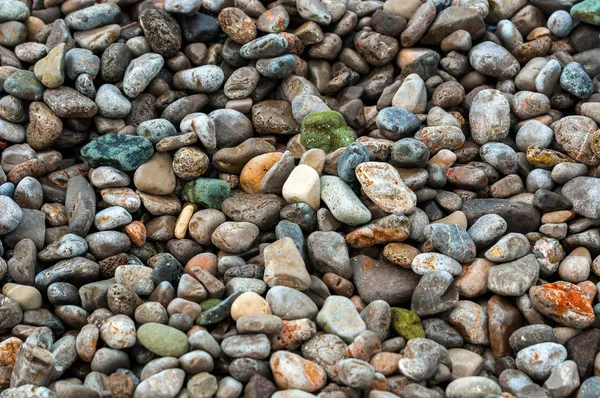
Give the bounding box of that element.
[137,323,189,357]
[182,178,231,209]
[200,298,222,311]
[80,133,154,171]
[571,0,600,25]
[391,307,425,340]
[300,110,354,153]
[4,70,45,101]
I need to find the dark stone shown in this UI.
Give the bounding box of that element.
[462,199,541,234]
[567,329,600,379]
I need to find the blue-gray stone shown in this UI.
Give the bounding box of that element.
[65,3,121,30]
[256,54,297,79]
[0,183,15,197]
[95,84,131,118]
[240,34,288,59]
[560,62,593,99]
[123,53,164,98]
[65,48,100,80]
[275,220,305,259]
[376,106,421,140]
[424,223,476,263]
[578,377,600,398]
[280,203,317,232]
[390,138,430,168]
[137,119,177,144]
[337,142,369,183]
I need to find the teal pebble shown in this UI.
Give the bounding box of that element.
[182,178,231,209]
[0,0,29,23]
[80,133,154,171]
[571,0,600,26]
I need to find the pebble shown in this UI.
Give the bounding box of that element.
[560,62,594,99]
[516,342,568,381]
[529,281,595,328]
[122,53,164,98]
[446,377,502,398]
[266,286,318,320]
[355,162,417,214]
[320,176,371,226]
[316,295,366,343]
[282,165,320,209]
[137,323,189,357]
[469,41,520,79]
[263,237,312,290]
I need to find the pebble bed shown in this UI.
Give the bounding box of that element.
[1,0,600,397]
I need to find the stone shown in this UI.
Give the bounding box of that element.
[316,296,366,343]
[516,342,568,381]
[263,237,312,290]
[391,308,425,340]
[270,351,326,393]
[469,89,511,145]
[376,107,421,141]
[134,369,185,398]
[81,133,154,172]
[543,360,580,397]
[137,323,189,357]
[562,177,600,219]
[448,301,489,345]
[352,255,420,305]
[33,43,65,88]
[487,254,539,296]
[266,286,318,320]
[300,111,354,153]
[411,271,458,316]
[446,377,502,398]
[320,176,371,226]
[122,53,164,98]
[398,338,449,381]
[529,281,594,328]
[282,165,320,209]
[424,223,476,263]
[182,178,231,209]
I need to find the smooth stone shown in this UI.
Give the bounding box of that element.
[320,176,371,226]
[516,342,568,381]
[316,295,366,343]
[487,254,539,296]
[263,237,311,290]
[137,323,189,357]
[469,89,511,145]
[122,53,164,98]
[529,281,594,328]
[352,255,420,305]
[355,162,416,214]
[446,377,502,398]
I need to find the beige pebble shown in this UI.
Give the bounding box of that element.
[230,292,272,321]
[175,203,197,239]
